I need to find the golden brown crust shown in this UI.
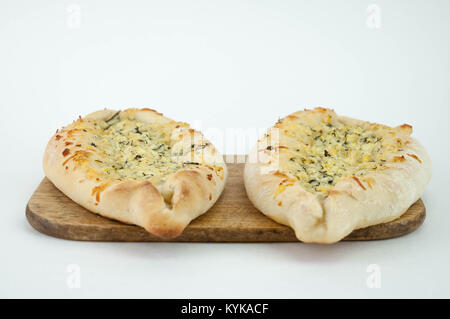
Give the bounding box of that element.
[43,108,227,238]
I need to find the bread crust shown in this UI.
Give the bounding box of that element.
[43,108,227,238]
[244,108,431,243]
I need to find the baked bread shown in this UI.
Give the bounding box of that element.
[244,107,431,243]
[43,108,227,238]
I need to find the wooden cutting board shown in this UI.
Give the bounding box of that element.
[26,161,426,242]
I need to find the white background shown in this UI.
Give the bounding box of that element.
[0,0,449,298]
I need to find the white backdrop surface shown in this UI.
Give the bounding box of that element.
[0,0,449,298]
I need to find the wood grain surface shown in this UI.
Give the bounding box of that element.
[26,161,426,242]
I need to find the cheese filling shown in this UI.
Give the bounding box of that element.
[272,118,409,193]
[85,114,200,184]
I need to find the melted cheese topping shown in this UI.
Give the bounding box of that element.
[64,112,208,185]
[268,112,412,194]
